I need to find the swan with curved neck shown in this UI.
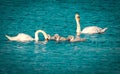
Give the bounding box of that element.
[67,35,86,42]
[5,30,49,42]
[34,30,49,42]
[75,14,108,34]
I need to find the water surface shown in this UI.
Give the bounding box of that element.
[0,0,120,74]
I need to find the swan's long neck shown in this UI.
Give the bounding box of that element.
[76,19,81,35]
[75,14,81,36]
[34,30,48,42]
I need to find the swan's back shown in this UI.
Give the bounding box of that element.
[6,33,34,42]
[81,26,102,34]
[17,33,33,41]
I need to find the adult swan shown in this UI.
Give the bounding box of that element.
[75,14,108,35]
[5,30,50,42]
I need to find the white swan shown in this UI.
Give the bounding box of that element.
[67,35,86,42]
[75,14,108,34]
[5,30,50,42]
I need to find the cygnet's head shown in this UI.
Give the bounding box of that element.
[67,35,74,41]
[54,34,60,39]
[75,13,80,21]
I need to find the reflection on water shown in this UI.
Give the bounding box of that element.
[34,44,47,53]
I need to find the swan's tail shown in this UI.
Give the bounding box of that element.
[101,28,108,33]
[5,35,13,40]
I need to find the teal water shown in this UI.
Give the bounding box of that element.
[0,0,120,74]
